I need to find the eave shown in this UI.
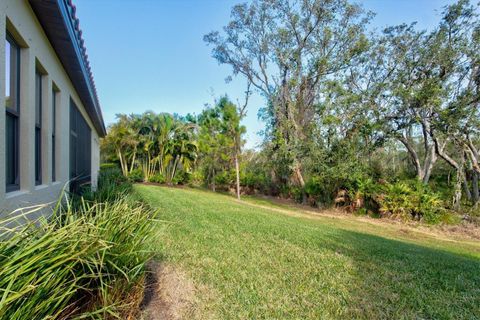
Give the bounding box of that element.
[28,0,106,137]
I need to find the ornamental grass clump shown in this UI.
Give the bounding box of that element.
[0,193,156,319]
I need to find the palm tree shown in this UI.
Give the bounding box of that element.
[103,114,138,176]
[165,122,198,184]
[102,111,199,184]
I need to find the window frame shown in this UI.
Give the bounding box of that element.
[51,87,57,182]
[35,70,42,186]
[5,33,20,192]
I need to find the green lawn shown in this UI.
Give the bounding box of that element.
[135,185,480,320]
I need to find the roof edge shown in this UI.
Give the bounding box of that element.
[29,0,106,137]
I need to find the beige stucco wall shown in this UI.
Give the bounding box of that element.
[0,0,101,216]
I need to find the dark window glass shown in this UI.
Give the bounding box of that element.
[35,71,42,185]
[52,89,56,181]
[6,114,18,187]
[5,34,20,192]
[69,100,91,192]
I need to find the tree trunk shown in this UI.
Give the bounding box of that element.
[463,176,472,202]
[235,153,241,200]
[472,171,479,206]
[129,150,137,174]
[212,168,216,192]
[430,132,465,210]
[452,154,466,211]
[398,136,423,181]
[293,161,307,204]
[422,147,436,184]
[170,156,180,185]
[398,134,437,184]
[453,167,463,211]
[117,149,127,176]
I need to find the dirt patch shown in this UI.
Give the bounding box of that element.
[141,261,196,320]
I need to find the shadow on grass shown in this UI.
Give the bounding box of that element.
[323,229,480,319]
[135,185,480,319]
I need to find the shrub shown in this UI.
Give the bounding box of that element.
[291,186,304,203]
[304,176,338,206]
[100,162,119,170]
[79,166,132,203]
[99,166,130,187]
[378,181,451,223]
[348,177,382,213]
[189,171,204,187]
[171,170,191,185]
[0,194,155,319]
[241,172,256,189]
[241,171,270,194]
[214,171,231,189]
[0,164,156,318]
[128,168,144,182]
[149,173,166,184]
[304,176,323,200]
[279,184,291,199]
[379,182,415,220]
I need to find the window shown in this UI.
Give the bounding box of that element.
[5,34,20,192]
[52,88,57,182]
[69,100,91,192]
[35,71,42,185]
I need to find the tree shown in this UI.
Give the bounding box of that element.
[204,0,372,198]
[197,105,231,191]
[164,121,197,184]
[218,97,247,199]
[197,97,246,196]
[102,114,139,177]
[355,24,445,184]
[427,0,480,208]
[102,111,198,184]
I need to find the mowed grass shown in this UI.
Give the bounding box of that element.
[135,185,480,319]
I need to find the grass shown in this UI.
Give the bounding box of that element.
[0,191,155,319]
[135,185,480,320]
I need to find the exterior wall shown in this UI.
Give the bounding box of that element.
[0,0,101,216]
[91,135,100,191]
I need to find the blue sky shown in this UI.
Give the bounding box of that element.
[75,0,455,148]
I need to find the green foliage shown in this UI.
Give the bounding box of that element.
[128,167,144,182]
[100,162,118,170]
[172,170,192,185]
[78,167,132,204]
[197,96,245,190]
[304,176,323,199]
[291,186,304,203]
[380,182,417,220]
[214,171,232,189]
[189,171,204,187]
[102,111,198,185]
[279,185,292,199]
[0,171,155,319]
[379,181,451,224]
[241,171,270,193]
[149,172,166,184]
[240,150,273,194]
[99,0,480,222]
[202,0,480,219]
[146,170,191,185]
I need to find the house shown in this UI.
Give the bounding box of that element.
[0,0,105,215]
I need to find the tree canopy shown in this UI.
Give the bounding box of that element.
[102,0,480,224]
